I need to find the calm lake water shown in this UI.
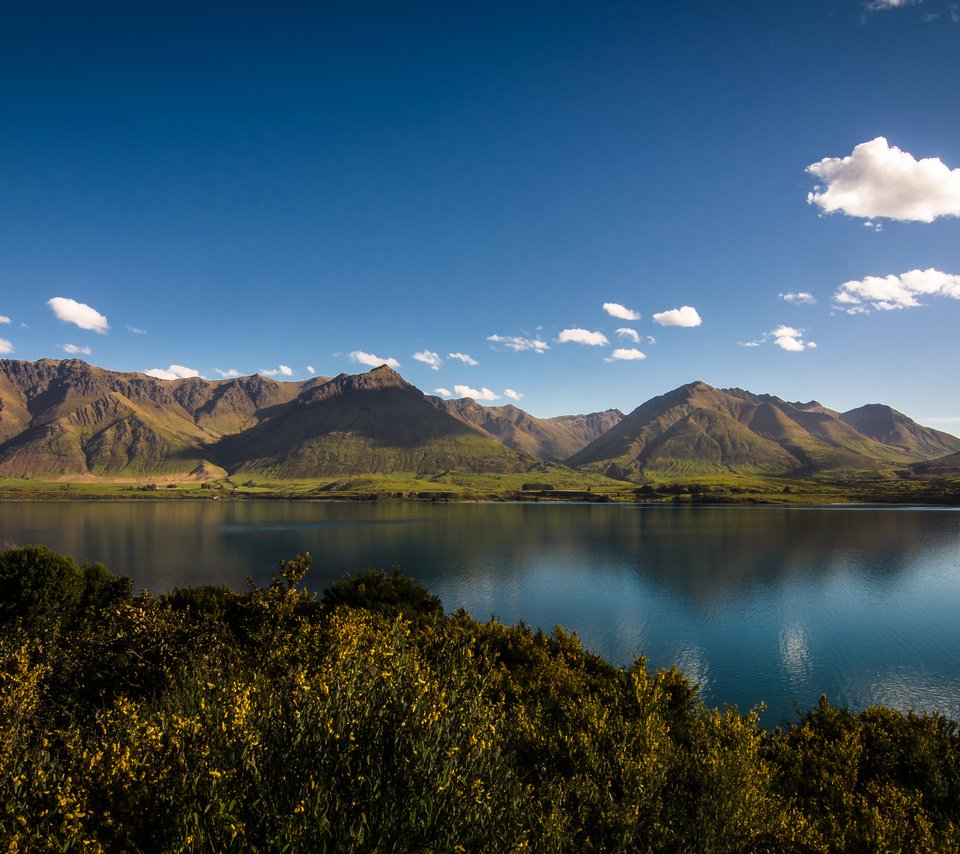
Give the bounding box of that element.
[3,500,960,725]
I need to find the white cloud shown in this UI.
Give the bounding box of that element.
[126,325,147,335]
[0,338,13,355]
[448,352,478,366]
[48,297,110,334]
[646,336,657,345]
[0,315,10,324]
[652,306,702,327]
[434,387,452,398]
[215,368,241,378]
[349,350,401,369]
[557,328,609,346]
[806,137,960,222]
[503,388,523,401]
[741,325,816,351]
[413,350,442,370]
[603,302,640,321]
[487,334,549,354]
[61,344,92,355]
[261,364,294,377]
[771,325,816,352]
[605,348,647,362]
[616,327,641,343]
[866,0,919,10]
[833,268,960,313]
[453,384,499,401]
[306,365,316,374]
[780,291,816,305]
[145,364,200,380]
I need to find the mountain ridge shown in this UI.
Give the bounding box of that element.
[1,358,957,483]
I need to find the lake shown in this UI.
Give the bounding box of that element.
[3,499,960,726]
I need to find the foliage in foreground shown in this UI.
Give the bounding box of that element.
[1,546,959,852]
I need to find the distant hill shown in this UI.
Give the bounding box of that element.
[1,359,957,484]
[567,381,960,481]
[432,396,622,461]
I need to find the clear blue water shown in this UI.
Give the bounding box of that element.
[3,500,959,726]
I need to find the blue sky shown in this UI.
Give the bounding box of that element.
[2,1,958,428]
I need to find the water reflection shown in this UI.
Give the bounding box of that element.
[2,500,959,725]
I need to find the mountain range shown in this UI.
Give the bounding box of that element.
[1,358,958,483]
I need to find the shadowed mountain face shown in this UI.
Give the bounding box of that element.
[567,381,960,481]
[0,360,325,478]
[432,396,623,461]
[220,367,534,478]
[1,360,957,482]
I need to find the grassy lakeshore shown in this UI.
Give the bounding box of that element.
[2,546,959,851]
[2,471,958,505]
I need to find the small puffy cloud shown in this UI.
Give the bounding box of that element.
[806,137,960,222]
[261,365,294,377]
[503,388,523,401]
[603,302,640,321]
[833,268,960,313]
[487,334,549,354]
[145,364,200,380]
[646,336,657,345]
[741,326,816,351]
[866,0,918,10]
[126,325,147,334]
[48,297,110,334]
[616,327,641,343]
[454,384,499,401]
[215,368,241,378]
[652,306,702,327]
[772,325,816,352]
[780,291,816,305]
[448,352,478,366]
[558,328,609,346]
[349,350,400,369]
[61,344,92,355]
[605,348,647,362]
[434,387,452,398]
[413,350,442,370]
[0,338,13,354]
[306,365,316,374]
[0,315,10,324]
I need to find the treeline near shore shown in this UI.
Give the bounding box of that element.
[2,547,959,851]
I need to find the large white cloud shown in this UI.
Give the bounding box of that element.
[413,350,442,370]
[503,388,523,401]
[616,327,641,343]
[453,384,499,401]
[605,348,647,362]
[448,352,478,365]
[833,268,960,313]
[487,334,549,353]
[652,306,702,327]
[48,297,110,334]
[0,338,13,355]
[807,137,960,222]
[557,328,609,346]
[349,350,400,369]
[61,344,92,355]
[602,302,640,321]
[145,364,200,380]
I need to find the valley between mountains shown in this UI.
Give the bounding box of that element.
[1,358,958,502]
